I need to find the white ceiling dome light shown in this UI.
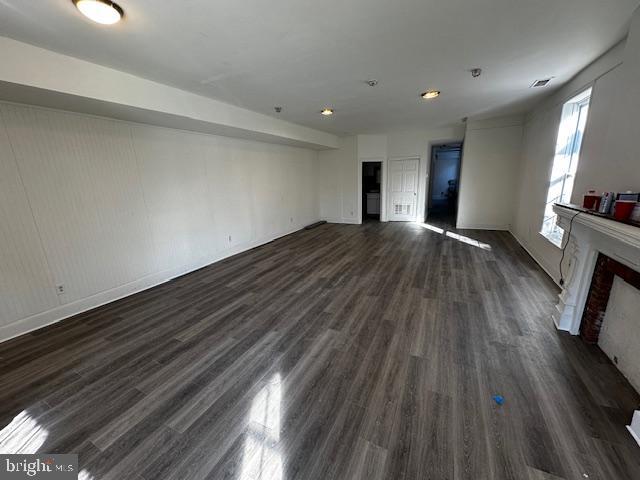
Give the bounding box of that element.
[421,90,441,100]
[73,0,124,25]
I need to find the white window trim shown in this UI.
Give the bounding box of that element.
[540,88,592,247]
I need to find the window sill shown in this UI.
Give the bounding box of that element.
[539,231,564,248]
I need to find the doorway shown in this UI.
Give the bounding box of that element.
[426,143,462,227]
[362,161,382,221]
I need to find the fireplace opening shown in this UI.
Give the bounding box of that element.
[580,253,640,344]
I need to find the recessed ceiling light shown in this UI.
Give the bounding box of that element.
[320,108,334,116]
[421,90,440,99]
[73,0,124,25]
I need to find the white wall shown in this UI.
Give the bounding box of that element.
[457,116,524,230]
[572,12,640,198]
[511,40,626,281]
[316,126,466,224]
[511,105,564,278]
[0,101,319,342]
[317,136,358,223]
[357,134,388,160]
[599,277,640,393]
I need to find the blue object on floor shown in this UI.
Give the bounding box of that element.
[492,395,505,405]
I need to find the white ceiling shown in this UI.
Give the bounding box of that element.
[0,0,638,135]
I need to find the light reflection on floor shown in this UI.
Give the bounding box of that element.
[415,222,492,250]
[0,410,48,454]
[415,222,445,234]
[445,231,492,250]
[0,410,98,480]
[78,469,95,480]
[239,373,283,480]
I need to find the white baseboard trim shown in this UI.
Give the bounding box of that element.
[628,411,640,447]
[320,217,341,224]
[509,229,560,286]
[0,222,315,344]
[321,217,360,225]
[627,426,640,447]
[456,223,510,231]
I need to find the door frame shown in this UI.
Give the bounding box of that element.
[357,157,387,224]
[426,143,463,221]
[387,155,420,222]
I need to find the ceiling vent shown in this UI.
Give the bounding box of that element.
[531,79,551,88]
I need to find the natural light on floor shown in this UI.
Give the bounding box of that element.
[0,410,96,479]
[415,222,445,234]
[0,410,48,454]
[415,222,492,250]
[445,231,492,250]
[78,469,95,480]
[240,373,283,480]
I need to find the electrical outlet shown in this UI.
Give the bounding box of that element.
[56,284,65,294]
[228,235,232,243]
[290,217,293,223]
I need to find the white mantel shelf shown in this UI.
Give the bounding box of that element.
[551,203,640,335]
[554,204,640,250]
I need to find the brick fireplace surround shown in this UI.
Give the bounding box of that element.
[580,253,640,343]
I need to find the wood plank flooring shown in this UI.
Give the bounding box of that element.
[1,221,639,479]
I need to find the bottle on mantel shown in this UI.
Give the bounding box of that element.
[599,192,616,214]
[583,190,601,210]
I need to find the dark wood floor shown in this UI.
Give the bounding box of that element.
[1,221,639,479]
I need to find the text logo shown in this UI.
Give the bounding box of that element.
[0,455,77,479]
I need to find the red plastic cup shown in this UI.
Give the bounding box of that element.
[614,200,636,220]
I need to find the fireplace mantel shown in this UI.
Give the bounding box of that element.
[555,204,640,249]
[552,203,640,446]
[552,204,640,334]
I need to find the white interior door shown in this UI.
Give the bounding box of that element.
[388,158,419,221]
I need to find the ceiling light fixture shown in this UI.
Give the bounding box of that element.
[421,90,440,99]
[73,0,124,25]
[320,108,334,116]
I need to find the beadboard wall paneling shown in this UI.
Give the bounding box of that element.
[248,142,317,241]
[0,116,59,323]
[1,104,156,305]
[0,102,319,341]
[132,126,218,273]
[205,139,254,249]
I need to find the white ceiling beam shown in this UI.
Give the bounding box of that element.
[0,37,339,150]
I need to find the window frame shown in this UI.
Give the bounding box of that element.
[540,88,592,247]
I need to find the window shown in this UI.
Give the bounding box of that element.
[540,88,592,246]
